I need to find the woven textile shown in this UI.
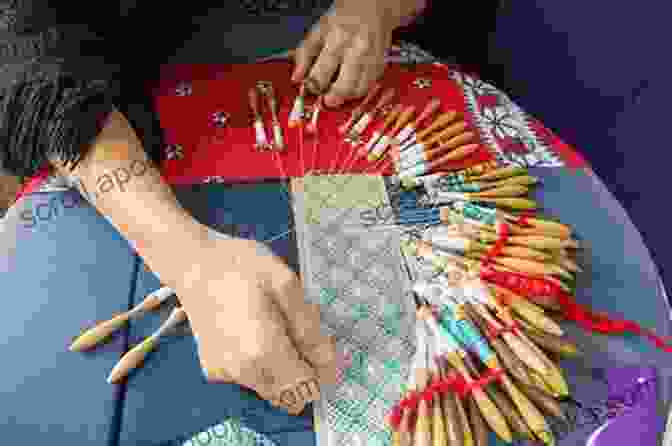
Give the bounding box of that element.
[292,174,417,446]
[171,418,277,446]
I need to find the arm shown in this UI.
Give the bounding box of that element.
[50,109,211,288]
[292,0,427,107]
[0,6,194,279]
[332,0,427,27]
[2,7,336,411]
[54,111,336,413]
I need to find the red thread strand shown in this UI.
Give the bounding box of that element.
[484,222,510,264]
[480,268,672,353]
[488,320,520,338]
[514,211,535,228]
[388,405,403,428]
[421,388,435,403]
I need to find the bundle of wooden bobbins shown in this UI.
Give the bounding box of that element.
[387,162,581,446]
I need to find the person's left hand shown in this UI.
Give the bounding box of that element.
[292,0,419,108]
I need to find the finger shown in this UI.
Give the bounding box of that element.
[195,333,235,383]
[247,297,317,403]
[324,57,363,108]
[292,27,324,83]
[270,274,339,387]
[354,57,386,99]
[306,42,343,98]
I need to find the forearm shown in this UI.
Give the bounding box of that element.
[332,0,426,26]
[51,109,209,288]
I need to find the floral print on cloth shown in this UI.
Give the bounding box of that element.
[452,70,566,167]
[159,418,278,446]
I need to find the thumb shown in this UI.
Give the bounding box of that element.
[244,297,319,410]
[292,28,323,83]
[270,274,339,387]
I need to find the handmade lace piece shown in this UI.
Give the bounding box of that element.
[292,174,417,446]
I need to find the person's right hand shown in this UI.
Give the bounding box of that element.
[172,229,338,414]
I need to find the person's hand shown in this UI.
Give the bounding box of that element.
[174,230,338,414]
[292,0,404,108]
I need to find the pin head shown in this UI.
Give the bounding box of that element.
[164,144,184,160]
[413,78,433,89]
[175,82,193,96]
[256,81,273,94]
[211,111,230,128]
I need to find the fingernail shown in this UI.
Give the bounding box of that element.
[324,96,339,108]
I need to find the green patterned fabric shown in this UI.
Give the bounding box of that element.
[178,418,276,446]
[298,174,388,225]
[292,174,416,446]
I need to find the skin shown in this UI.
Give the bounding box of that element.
[39,0,423,409]
[292,0,426,107]
[51,110,337,409]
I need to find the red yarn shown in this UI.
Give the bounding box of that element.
[483,222,510,263]
[402,391,421,411]
[428,378,445,395]
[514,212,535,228]
[388,405,403,428]
[421,388,435,403]
[480,267,672,353]
[455,368,505,398]
[487,320,520,338]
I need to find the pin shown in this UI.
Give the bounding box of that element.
[211,111,230,128]
[339,83,382,135]
[256,80,273,94]
[359,104,404,156]
[288,83,307,128]
[165,144,184,161]
[348,88,396,139]
[306,96,324,134]
[368,105,417,161]
[263,84,285,151]
[394,98,442,148]
[249,87,270,150]
[413,78,433,89]
[175,82,193,96]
